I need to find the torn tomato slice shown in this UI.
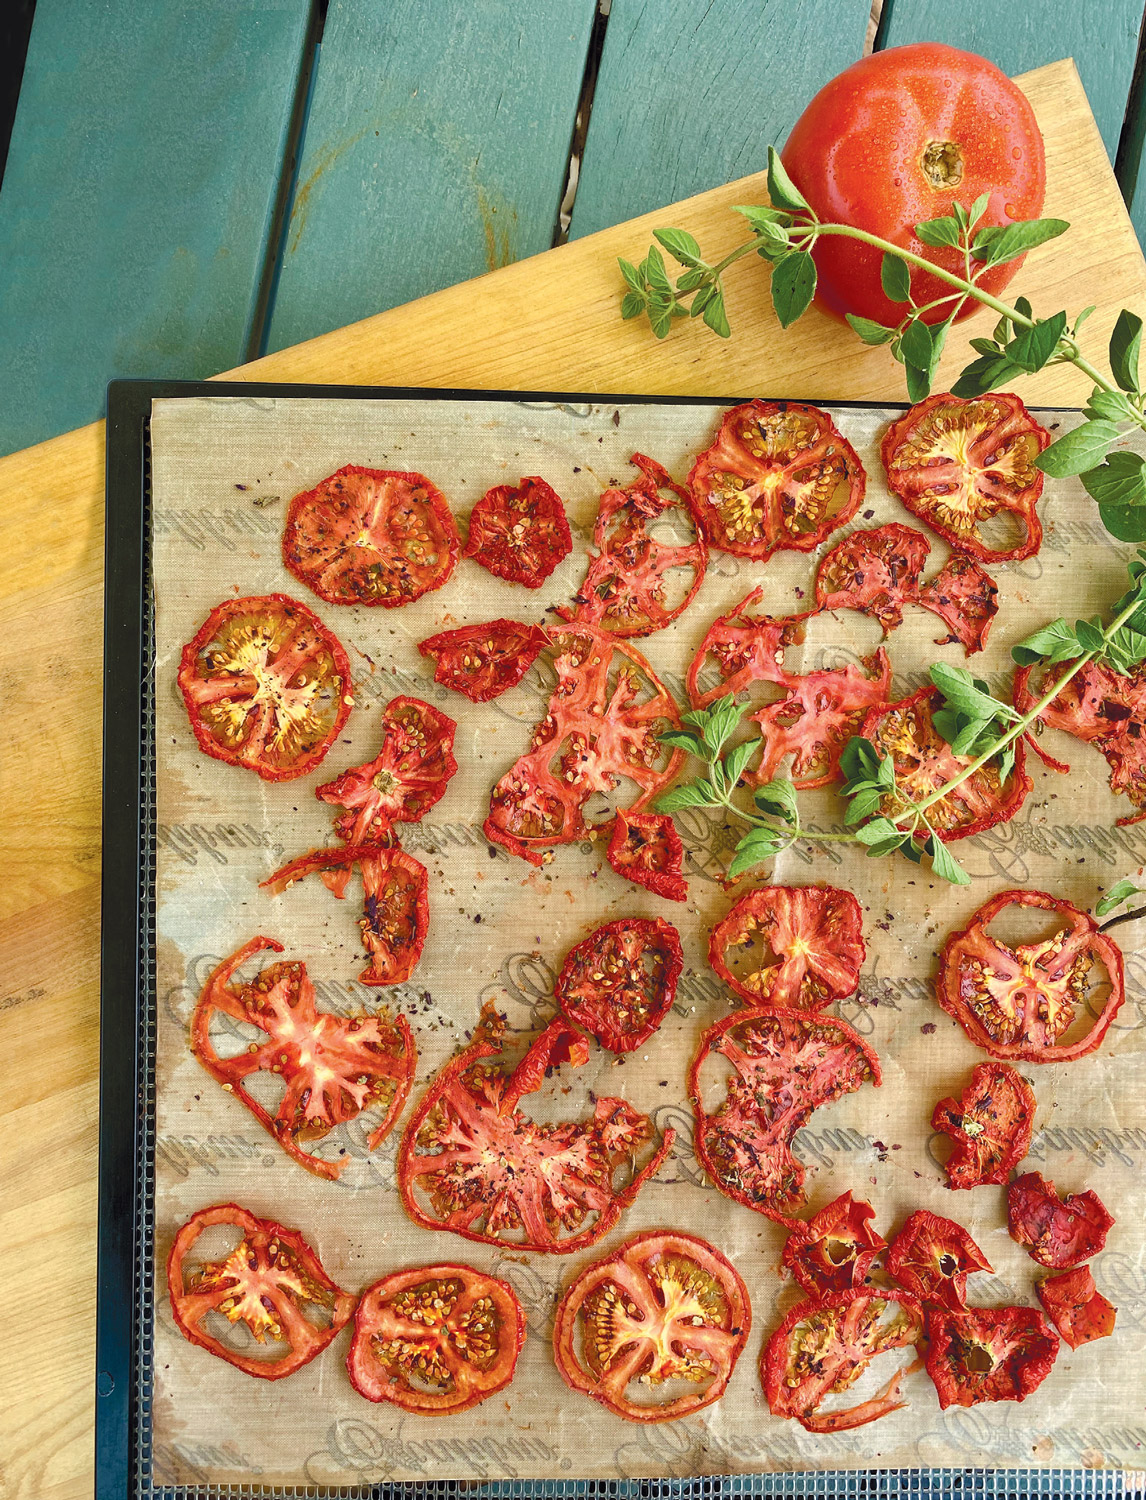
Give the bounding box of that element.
[751,650,892,789]
[932,1061,1036,1190]
[553,1231,750,1423]
[925,1305,1058,1408]
[881,393,1051,562]
[166,1204,357,1380]
[283,465,459,606]
[689,1008,881,1222]
[606,809,687,902]
[763,1291,925,1432]
[1036,1267,1117,1348]
[177,594,353,781]
[316,696,457,842]
[418,619,547,703]
[347,1265,526,1412]
[554,917,683,1052]
[917,554,998,654]
[708,885,865,1010]
[782,1192,886,1296]
[884,1210,991,1312]
[815,523,933,631]
[397,1008,672,1253]
[1007,1171,1115,1268]
[192,937,416,1180]
[688,400,865,559]
[463,475,572,587]
[936,889,1125,1062]
[686,589,808,710]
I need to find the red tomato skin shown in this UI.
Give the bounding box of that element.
[780,44,1046,326]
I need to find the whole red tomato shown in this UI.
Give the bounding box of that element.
[780,43,1045,326]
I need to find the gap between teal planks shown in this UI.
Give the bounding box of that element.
[567,0,871,240]
[264,0,597,354]
[0,0,313,457]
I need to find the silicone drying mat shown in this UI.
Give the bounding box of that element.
[97,380,1146,1500]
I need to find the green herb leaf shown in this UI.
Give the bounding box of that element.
[643,247,673,296]
[1099,503,1146,543]
[900,317,935,370]
[653,227,702,268]
[1110,309,1143,393]
[1085,388,1135,423]
[647,305,673,340]
[1074,617,1106,653]
[655,780,718,813]
[766,147,810,214]
[770,251,817,328]
[620,291,646,320]
[1005,310,1067,374]
[950,354,1023,398]
[733,203,792,229]
[927,836,972,885]
[722,738,757,787]
[971,217,1069,266]
[1095,877,1146,918]
[1082,450,1146,509]
[970,337,1002,357]
[727,827,787,878]
[855,817,906,847]
[703,290,732,339]
[839,736,883,785]
[677,267,706,293]
[844,785,886,823]
[618,258,646,295]
[930,662,1017,723]
[1036,419,1120,477]
[690,283,716,318]
[659,728,708,755]
[967,192,991,229]
[1011,618,1084,666]
[904,361,931,402]
[915,215,963,248]
[881,253,912,303]
[846,314,897,346]
[754,778,799,822]
[1074,304,1097,335]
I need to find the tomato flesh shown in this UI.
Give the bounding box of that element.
[1007,1171,1115,1268]
[932,1060,1036,1189]
[554,917,683,1052]
[463,475,572,587]
[605,809,687,902]
[316,696,457,842]
[686,589,807,710]
[418,619,548,703]
[1036,1267,1117,1349]
[751,650,892,790]
[782,1192,885,1297]
[925,1305,1058,1409]
[885,1210,991,1312]
[708,885,865,1010]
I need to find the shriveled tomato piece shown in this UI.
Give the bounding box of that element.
[708,885,865,1010]
[192,937,415,1180]
[751,650,892,789]
[782,1192,886,1296]
[936,889,1125,1062]
[418,619,547,703]
[815,523,932,631]
[553,1231,750,1423]
[688,400,865,559]
[316,696,457,842]
[167,1204,357,1380]
[397,1008,671,1253]
[763,1291,924,1432]
[689,1008,880,1222]
[554,917,683,1052]
[1036,1267,1116,1348]
[932,1061,1035,1190]
[917,554,998,654]
[347,1264,526,1412]
[885,1210,991,1312]
[606,809,687,902]
[881,393,1051,562]
[283,465,459,606]
[177,594,353,781]
[686,589,808,710]
[463,475,572,587]
[925,1305,1058,1408]
[1007,1171,1115,1268]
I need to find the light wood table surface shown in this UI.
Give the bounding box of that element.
[1,59,1143,1500]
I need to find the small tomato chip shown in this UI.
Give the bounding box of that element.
[397,1008,671,1253]
[553,1231,750,1423]
[1036,1267,1116,1348]
[167,1204,357,1380]
[177,594,353,781]
[462,475,572,587]
[283,465,459,606]
[885,1210,991,1312]
[316,696,457,842]
[881,392,1051,562]
[936,889,1125,1062]
[1007,1171,1115,1268]
[689,1008,881,1222]
[781,1192,886,1296]
[932,1061,1036,1190]
[708,885,865,1010]
[763,1291,925,1432]
[554,917,683,1052]
[688,400,865,559]
[751,650,892,789]
[606,809,687,902]
[686,589,808,710]
[419,618,548,703]
[347,1265,526,1412]
[192,937,415,1180]
[925,1305,1058,1409]
[917,554,999,654]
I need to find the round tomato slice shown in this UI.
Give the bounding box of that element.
[316,696,457,842]
[781,1192,885,1297]
[686,589,808,710]
[166,1203,357,1380]
[418,619,548,703]
[751,650,891,790]
[1007,1171,1115,1269]
[347,1264,526,1412]
[881,394,1051,562]
[936,889,1125,1062]
[932,1061,1036,1190]
[463,475,572,587]
[688,400,865,559]
[708,885,865,1010]
[605,809,687,902]
[177,594,353,781]
[283,465,459,606]
[1036,1267,1116,1349]
[553,1231,750,1423]
[925,1305,1058,1409]
[885,1210,991,1313]
[554,917,683,1052]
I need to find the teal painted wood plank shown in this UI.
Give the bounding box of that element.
[0,0,311,456]
[265,0,597,354]
[568,0,871,240]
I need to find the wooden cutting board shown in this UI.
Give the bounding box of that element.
[1,58,1144,1500]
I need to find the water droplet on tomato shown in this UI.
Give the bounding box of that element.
[1012,147,1022,160]
[893,176,903,188]
[1004,203,1017,219]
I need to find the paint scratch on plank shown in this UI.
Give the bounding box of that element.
[287,131,369,255]
[476,184,517,270]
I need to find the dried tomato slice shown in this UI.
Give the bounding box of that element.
[1036,1267,1117,1348]
[192,937,415,1180]
[462,476,572,587]
[936,889,1125,1062]
[686,589,808,710]
[316,696,457,842]
[553,1231,750,1423]
[484,621,683,866]
[554,918,683,1052]
[689,1008,881,1222]
[166,1204,356,1380]
[925,1305,1058,1408]
[917,555,999,654]
[751,650,892,789]
[177,594,353,781]
[881,393,1051,562]
[397,1008,671,1253]
[781,1192,886,1296]
[606,809,687,902]
[347,1264,526,1412]
[418,619,548,703]
[284,465,458,606]
[708,885,865,1010]
[932,1061,1036,1190]
[763,1291,925,1432]
[688,400,865,559]
[884,1210,991,1312]
[1007,1171,1115,1268]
